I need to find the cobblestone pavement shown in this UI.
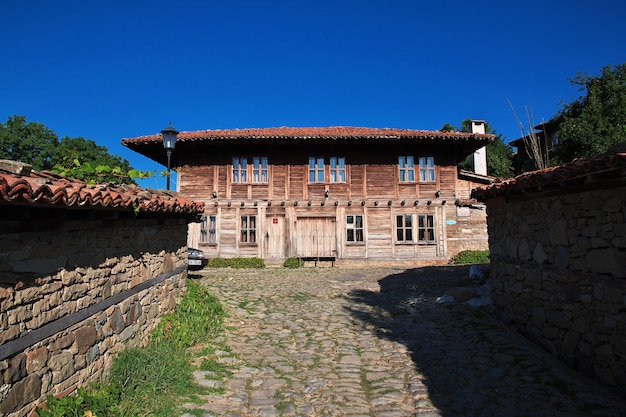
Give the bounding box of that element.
[183,266,626,417]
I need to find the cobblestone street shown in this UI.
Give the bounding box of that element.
[182,266,626,417]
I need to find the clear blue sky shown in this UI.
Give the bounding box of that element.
[2,1,625,188]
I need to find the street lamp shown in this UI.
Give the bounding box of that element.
[161,123,178,190]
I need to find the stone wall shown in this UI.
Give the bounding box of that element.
[0,216,190,416]
[445,203,489,256]
[486,186,626,389]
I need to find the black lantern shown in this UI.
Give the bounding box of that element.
[161,123,179,190]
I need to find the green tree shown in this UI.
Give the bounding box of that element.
[0,115,140,184]
[0,115,58,170]
[442,119,514,178]
[555,63,626,161]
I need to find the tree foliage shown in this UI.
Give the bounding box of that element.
[555,63,626,162]
[0,115,141,184]
[441,119,514,178]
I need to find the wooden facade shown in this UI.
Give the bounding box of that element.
[123,126,494,265]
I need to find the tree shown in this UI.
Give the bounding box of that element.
[0,115,58,170]
[441,119,514,178]
[555,63,626,162]
[0,115,140,184]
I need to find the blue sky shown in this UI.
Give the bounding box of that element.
[2,1,625,189]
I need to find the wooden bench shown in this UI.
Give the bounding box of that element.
[298,256,336,266]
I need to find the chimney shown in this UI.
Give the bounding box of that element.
[470,120,487,176]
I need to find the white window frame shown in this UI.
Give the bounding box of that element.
[418,157,436,182]
[309,157,325,183]
[252,157,268,183]
[346,214,364,243]
[398,156,415,182]
[232,157,247,183]
[330,157,346,183]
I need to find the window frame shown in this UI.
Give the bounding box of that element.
[398,156,415,182]
[232,157,248,183]
[346,214,364,243]
[330,157,346,183]
[200,215,217,245]
[308,157,325,183]
[417,214,436,245]
[395,214,414,243]
[252,156,268,184]
[240,215,257,244]
[418,156,436,182]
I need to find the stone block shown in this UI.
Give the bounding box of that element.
[26,347,48,373]
[0,374,41,414]
[74,325,97,354]
[587,248,626,276]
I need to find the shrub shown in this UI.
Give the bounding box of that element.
[37,384,120,417]
[207,257,265,268]
[283,257,304,268]
[449,250,490,265]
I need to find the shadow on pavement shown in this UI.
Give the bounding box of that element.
[344,265,626,417]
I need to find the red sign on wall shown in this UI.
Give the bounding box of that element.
[273,218,278,224]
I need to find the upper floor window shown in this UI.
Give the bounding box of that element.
[330,157,346,183]
[398,156,415,182]
[233,157,247,183]
[346,215,364,243]
[309,157,325,183]
[240,215,256,243]
[418,214,435,244]
[253,157,268,183]
[233,157,269,183]
[200,215,217,244]
[418,157,435,182]
[309,157,346,183]
[396,214,413,242]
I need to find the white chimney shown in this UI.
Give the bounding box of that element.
[470,120,487,176]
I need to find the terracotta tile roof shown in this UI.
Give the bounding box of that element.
[0,161,204,215]
[122,126,495,166]
[472,153,626,200]
[124,125,494,144]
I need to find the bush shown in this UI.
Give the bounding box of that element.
[37,384,120,417]
[207,257,265,268]
[283,257,304,268]
[449,250,490,265]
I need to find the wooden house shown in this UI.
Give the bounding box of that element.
[122,124,494,266]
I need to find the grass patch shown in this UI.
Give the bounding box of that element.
[208,257,265,268]
[449,250,490,265]
[38,279,228,417]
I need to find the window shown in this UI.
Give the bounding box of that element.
[253,157,268,183]
[398,156,415,182]
[200,215,216,244]
[418,214,435,244]
[240,215,256,243]
[309,157,325,183]
[418,157,435,182]
[396,214,413,242]
[232,157,247,183]
[346,215,364,242]
[330,157,346,183]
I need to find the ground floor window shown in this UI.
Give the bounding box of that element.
[201,215,216,244]
[346,215,364,242]
[396,214,413,242]
[240,215,257,243]
[418,214,435,244]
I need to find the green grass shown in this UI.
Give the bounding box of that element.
[38,279,228,417]
[449,250,490,265]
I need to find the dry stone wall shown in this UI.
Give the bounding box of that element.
[0,217,189,417]
[486,186,626,389]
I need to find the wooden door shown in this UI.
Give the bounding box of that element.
[296,217,336,257]
[265,215,286,259]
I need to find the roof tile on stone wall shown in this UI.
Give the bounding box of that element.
[0,161,204,215]
[472,153,626,200]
